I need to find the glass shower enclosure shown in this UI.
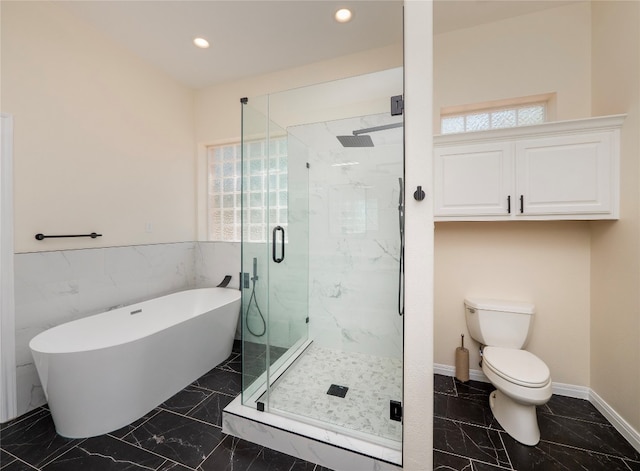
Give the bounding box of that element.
[239,67,404,452]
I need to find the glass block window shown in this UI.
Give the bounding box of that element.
[207,137,288,242]
[441,103,546,135]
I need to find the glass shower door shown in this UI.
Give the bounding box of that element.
[240,96,310,408]
[264,128,310,365]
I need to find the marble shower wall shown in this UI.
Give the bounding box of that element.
[288,113,404,360]
[13,241,233,417]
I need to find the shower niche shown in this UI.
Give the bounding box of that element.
[224,67,405,470]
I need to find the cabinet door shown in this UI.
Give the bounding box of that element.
[434,142,513,217]
[515,132,613,216]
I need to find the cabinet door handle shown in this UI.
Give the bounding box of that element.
[520,195,524,214]
[507,195,511,214]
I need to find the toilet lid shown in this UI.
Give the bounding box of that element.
[483,346,550,388]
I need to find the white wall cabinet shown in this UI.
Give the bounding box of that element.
[434,115,624,221]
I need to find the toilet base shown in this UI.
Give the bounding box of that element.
[489,389,540,446]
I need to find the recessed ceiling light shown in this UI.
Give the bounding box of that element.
[193,37,210,49]
[334,8,353,23]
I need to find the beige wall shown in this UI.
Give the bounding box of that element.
[2,2,197,253]
[433,3,594,387]
[590,1,640,434]
[435,222,592,386]
[2,1,402,252]
[194,44,402,144]
[434,2,592,129]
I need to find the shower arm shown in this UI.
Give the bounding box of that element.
[352,122,403,136]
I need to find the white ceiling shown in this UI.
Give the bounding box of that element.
[60,0,577,90]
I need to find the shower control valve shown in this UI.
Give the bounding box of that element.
[413,186,426,201]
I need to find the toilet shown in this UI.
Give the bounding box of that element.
[464,297,552,446]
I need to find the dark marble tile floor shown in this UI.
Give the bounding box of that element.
[2,347,639,471]
[241,342,289,386]
[0,341,325,471]
[434,374,640,471]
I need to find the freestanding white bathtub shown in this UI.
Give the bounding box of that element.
[29,287,241,438]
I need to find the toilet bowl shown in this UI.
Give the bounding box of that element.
[482,346,552,445]
[464,298,552,446]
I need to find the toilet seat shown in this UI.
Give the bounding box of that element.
[483,346,550,388]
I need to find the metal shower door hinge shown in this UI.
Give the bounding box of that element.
[391,95,404,116]
[390,400,402,422]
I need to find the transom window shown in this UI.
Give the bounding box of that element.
[207,138,288,242]
[441,94,553,135]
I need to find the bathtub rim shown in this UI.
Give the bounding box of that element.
[29,287,240,355]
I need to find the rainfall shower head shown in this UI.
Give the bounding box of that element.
[336,122,403,148]
[336,134,374,148]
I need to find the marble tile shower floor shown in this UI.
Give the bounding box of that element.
[267,344,403,444]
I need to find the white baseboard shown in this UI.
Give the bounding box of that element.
[434,363,488,383]
[434,363,640,454]
[551,381,590,400]
[590,389,640,454]
[434,363,590,399]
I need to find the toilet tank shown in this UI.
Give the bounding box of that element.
[464,298,535,349]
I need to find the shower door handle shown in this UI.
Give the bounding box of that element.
[272,226,285,263]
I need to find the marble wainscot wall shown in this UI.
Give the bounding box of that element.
[13,241,232,417]
[288,113,404,360]
[194,241,241,290]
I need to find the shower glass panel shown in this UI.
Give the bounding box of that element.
[240,97,310,405]
[241,67,403,450]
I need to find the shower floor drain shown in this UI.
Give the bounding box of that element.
[327,384,349,398]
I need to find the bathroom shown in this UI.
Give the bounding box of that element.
[1,1,640,470]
